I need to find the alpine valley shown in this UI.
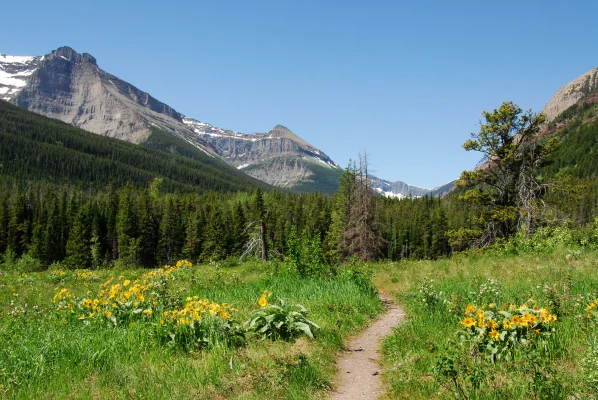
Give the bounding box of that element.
[0,46,451,196]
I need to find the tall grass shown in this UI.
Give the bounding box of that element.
[0,261,382,399]
[374,248,598,399]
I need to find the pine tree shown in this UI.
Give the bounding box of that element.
[229,202,247,256]
[454,101,557,246]
[325,162,357,262]
[116,185,140,266]
[137,190,159,267]
[202,206,228,261]
[182,210,203,262]
[64,204,92,268]
[157,195,183,265]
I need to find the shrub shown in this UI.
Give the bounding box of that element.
[245,291,320,340]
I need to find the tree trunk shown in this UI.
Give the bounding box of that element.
[260,219,268,261]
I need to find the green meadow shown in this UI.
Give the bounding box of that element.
[1,236,597,399]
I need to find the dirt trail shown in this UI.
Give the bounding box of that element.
[330,293,405,400]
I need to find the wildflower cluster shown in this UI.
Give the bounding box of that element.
[75,270,98,281]
[53,288,74,312]
[49,269,67,283]
[586,298,598,323]
[161,296,235,326]
[159,297,243,350]
[458,299,558,361]
[472,278,502,303]
[581,345,598,393]
[53,260,192,325]
[418,278,456,313]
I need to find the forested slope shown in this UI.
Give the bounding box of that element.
[0,100,269,193]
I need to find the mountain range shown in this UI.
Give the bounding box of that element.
[3,45,596,197]
[0,46,460,196]
[0,47,346,194]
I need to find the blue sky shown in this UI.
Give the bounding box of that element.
[2,0,597,188]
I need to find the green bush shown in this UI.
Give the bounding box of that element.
[245,295,320,341]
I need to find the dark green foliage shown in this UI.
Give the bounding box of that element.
[291,163,343,195]
[0,179,462,269]
[64,204,92,268]
[0,100,268,193]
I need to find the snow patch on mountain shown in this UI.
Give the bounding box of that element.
[375,187,406,199]
[370,175,455,198]
[0,54,41,100]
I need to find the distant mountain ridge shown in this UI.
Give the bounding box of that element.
[370,176,455,198]
[1,46,341,192]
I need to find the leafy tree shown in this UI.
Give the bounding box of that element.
[453,102,557,247]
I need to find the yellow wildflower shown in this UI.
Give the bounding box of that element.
[464,304,476,314]
[489,330,499,340]
[459,317,477,328]
[258,294,268,308]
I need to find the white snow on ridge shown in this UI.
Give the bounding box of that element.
[375,187,406,199]
[0,54,35,64]
[0,53,41,98]
[0,76,27,88]
[309,155,338,169]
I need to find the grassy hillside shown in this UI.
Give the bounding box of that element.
[0,100,269,193]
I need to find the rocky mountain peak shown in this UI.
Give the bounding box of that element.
[3,45,345,192]
[48,46,97,65]
[268,124,313,148]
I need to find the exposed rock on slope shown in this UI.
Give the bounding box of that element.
[2,46,341,192]
[542,66,598,122]
[8,46,201,146]
[182,118,340,188]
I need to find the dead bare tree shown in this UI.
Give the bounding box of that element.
[344,152,384,261]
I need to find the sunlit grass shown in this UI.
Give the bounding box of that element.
[0,261,383,399]
[372,248,598,399]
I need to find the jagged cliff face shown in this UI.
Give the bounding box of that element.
[542,66,598,122]
[6,47,200,145]
[182,118,340,188]
[1,46,341,191]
